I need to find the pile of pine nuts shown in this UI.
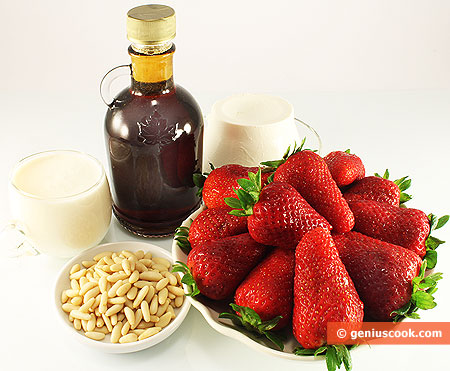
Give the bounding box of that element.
[60,249,185,343]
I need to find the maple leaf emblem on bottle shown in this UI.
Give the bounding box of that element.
[137,111,175,145]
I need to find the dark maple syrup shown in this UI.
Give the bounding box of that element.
[104,29,203,236]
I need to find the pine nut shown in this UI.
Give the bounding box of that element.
[105,304,123,317]
[133,286,149,308]
[141,300,151,322]
[70,264,81,275]
[168,285,185,297]
[82,260,96,268]
[156,278,169,291]
[121,321,130,336]
[73,318,82,330]
[124,307,135,326]
[156,312,172,328]
[127,286,138,300]
[138,327,161,340]
[153,257,171,269]
[119,333,137,343]
[94,251,112,261]
[140,271,163,281]
[129,271,140,284]
[70,310,91,321]
[111,322,123,343]
[158,288,168,305]
[116,282,132,297]
[135,250,145,260]
[85,331,106,341]
[108,280,123,297]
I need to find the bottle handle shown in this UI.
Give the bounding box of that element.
[100,64,132,107]
[0,221,39,258]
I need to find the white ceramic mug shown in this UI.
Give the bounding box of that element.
[203,93,322,170]
[4,150,112,258]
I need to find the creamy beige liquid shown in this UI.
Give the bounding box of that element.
[10,151,112,258]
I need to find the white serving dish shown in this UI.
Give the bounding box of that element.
[54,241,190,353]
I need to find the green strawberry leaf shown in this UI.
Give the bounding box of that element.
[424,250,438,269]
[392,260,443,321]
[260,137,308,169]
[424,213,448,269]
[294,348,317,356]
[437,215,449,229]
[226,169,263,217]
[192,172,206,197]
[224,197,242,209]
[374,170,413,205]
[314,346,328,356]
[326,346,338,371]
[294,345,354,371]
[219,303,285,350]
[172,261,200,297]
[411,291,437,310]
[428,213,438,230]
[174,226,191,255]
[344,149,351,154]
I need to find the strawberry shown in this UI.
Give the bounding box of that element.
[188,207,248,250]
[226,170,332,249]
[181,233,269,300]
[348,199,430,258]
[333,232,423,321]
[273,150,354,233]
[293,227,364,349]
[202,164,271,209]
[323,150,365,187]
[343,170,412,206]
[234,248,295,330]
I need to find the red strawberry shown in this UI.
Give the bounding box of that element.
[323,150,365,187]
[334,232,422,321]
[343,176,401,206]
[186,233,269,300]
[188,207,248,249]
[348,199,430,258]
[273,150,354,233]
[234,248,295,330]
[293,228,364,349]
[226,171,332,249]
[343,170,412,206]
[202,164,271,209]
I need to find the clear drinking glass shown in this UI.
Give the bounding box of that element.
[3,150,112,258]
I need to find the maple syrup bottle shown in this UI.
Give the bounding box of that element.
[103,5,203,236]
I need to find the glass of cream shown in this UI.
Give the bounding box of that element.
[4,150,112,258]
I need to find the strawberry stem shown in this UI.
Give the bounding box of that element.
[294,344,355,371]
[260,138,307,169]
[424,213,449,269]
[391,260,443,321]
[374,169,412,205]
[174,226,191,254]
[225,169,263,217]
[219,303,285,350]
[172,261,200,297]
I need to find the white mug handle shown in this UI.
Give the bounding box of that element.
[0,221,39,257]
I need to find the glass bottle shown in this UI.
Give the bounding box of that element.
[101,5,203,237]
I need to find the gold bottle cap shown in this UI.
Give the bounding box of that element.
[127,4,176,45]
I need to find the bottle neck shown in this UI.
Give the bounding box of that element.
[129,44,175,95]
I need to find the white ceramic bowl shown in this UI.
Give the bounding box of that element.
[172,207,320,361]
[54,241,190,353]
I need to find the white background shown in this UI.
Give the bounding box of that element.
[1,1,450,370]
